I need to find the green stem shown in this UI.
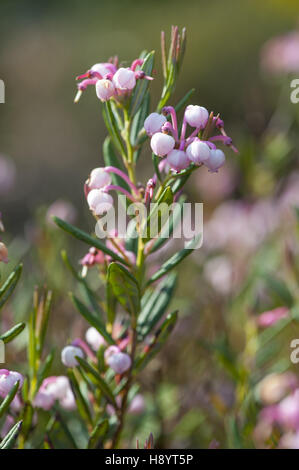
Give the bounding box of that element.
[123,108,137,186]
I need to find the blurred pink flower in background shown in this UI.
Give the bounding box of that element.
[257,306,289,328]
[204,199,278,253]
[261,31,299,75]
[34,376,76,411]
[0,154,16,195]
[46,199,77,226]
[195,164,236,202]
[257,372,297,405]
[128,393,145,415]
[203,255,234,295]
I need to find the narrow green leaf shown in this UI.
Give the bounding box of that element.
[263,275,294,307]
[36,349,55,390]
[68,370,93,425]
[151,195,186,253]
[103,137,130,192]
[107,262,140,316]
[138,273,177,338]
[0,381,20,419]
[87,418,109,449]
[0,322,25,344]
[102,101,126,157]
[75,356,116,406]
[147,234,202,285]
[0,264,22,310]
[53,217,129,266]
[61,250,102,316]
[70,293,114,345]
[174,89,195,114]
[0,420,22,449]
[129,51,155,117]
[135,311,178,371]
[143,186,174,240]
[152,153,162,183]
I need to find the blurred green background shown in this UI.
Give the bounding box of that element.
[1,0,299,231]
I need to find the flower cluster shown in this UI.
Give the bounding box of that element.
[34,376,76,411]
[254,372,299,448]
[60,326,132,376]
[75,58,153,103]
[145,105,237,172]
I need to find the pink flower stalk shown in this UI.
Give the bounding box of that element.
[61,345,84,368]
[80,247,105,268]
[0,369,23,397]
[34,376,76,411]
[0,242,9,264]
[106,233,136,266]
[75,58,153,103]
[146,105,236,173]
[257,307,289,328]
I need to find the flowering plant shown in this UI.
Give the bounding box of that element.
[0,26,236,449]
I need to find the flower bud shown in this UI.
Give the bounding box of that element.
[144,113,167,136]
[96,79,116,101]
[104,345,120,362]
[107,351,131,375]
[166,149,190,171]
[0,369,23,397]
[150,132,175,157]
[204,149,225,171]
[91,62,116,77]
[186,139,211,164]
[113,68,136,91]
[89,168,111,189]
[61,345,84,367]
[0,242,8,264]
[85,327,106,350]
[185,105,209,128]
[87,189,114,215]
